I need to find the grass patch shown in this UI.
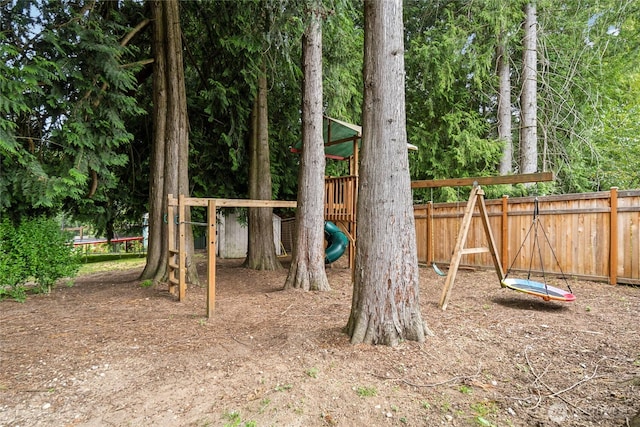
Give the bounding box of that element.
[78,254,147,275]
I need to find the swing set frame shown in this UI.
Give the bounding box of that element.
[412,172,574,309]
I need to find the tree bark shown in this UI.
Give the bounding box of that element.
[244,67,281,271]
[284,1,329,291]
[140,0,167,281]
[497,39,513,175]
[519,2,538,174]
[345,0,427,346]
[141,0,198,284]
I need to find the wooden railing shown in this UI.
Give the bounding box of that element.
[414,188,640,285]
[325,175,357,222]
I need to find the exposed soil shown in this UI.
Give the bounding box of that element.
[1,256,639,427]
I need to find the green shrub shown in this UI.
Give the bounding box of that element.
[0,217,80,301]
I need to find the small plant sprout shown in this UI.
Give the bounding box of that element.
[140,279,153,288]
[221,410,256,427]
[421,400,431,410]
[274,383,292,392]
[459,384,473,394]
[470,400,498,418]
[306,367,319,378]
[355,385,377,397]
[222,410,241,426]
[258,398,271,414]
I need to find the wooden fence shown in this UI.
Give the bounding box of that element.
[414,188,640,285]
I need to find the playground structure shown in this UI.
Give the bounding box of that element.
[168,115,578,316]
[166,194,296,318]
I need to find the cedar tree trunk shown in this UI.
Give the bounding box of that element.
[141,0,198,284]
[284,2,329,291]
[345,0,427,346]
[244,68,281,270]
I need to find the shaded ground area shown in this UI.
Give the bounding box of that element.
[1,257,639,426]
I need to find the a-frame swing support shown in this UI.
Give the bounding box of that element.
[439,185,505,311]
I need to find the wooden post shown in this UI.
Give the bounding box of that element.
[427,201,433,264]
[501,195,509,272]
[207,199,217,317]
[610,187,618,285]
[178,194,186,301]
[478,193,504,281]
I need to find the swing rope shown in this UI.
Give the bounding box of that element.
[430,188,446,276]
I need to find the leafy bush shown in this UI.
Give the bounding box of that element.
[0,217,80,301]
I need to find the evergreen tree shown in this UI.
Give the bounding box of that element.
[0,0,144,221]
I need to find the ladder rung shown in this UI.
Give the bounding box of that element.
[168,277,179,286]
[169,262,179,270]
[169,249,179,255]
[460,247,490,255]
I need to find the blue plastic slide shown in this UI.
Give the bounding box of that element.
[324,221,348,263]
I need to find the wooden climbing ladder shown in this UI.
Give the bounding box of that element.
[167,194,186,301]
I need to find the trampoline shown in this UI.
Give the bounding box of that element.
[501,278,576,302]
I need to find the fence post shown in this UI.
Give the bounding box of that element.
[610,187,618,285]
[501,195,509,272]
[427,202,433,264]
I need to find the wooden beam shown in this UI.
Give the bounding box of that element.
[411,172,554,189]
[182,198,297,208]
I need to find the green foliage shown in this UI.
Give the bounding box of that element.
[0,217,80,301]
[404,1,506,200]
[404,0,640,196]
[0,1,145,222]
[535,0,640,192]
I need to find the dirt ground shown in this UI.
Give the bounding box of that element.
[1,256,639,427]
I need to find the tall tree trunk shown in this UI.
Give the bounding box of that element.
[284,1,329,291]
[141,0,198,284]
[140,0,167,281]
[497,39,513,175]
[167,0,198,285]
[244,67,281,270]
[345,0,427,346]
[519,2,538,174]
